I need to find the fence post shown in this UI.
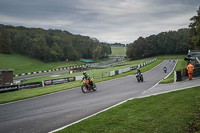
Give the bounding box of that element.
[174,71,176,82]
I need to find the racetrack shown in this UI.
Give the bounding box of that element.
[0,60,176,133]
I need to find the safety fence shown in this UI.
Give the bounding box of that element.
[1,58,157,93]
[13,59,125,77]
[0,77,76,93]
[174,67,200,82]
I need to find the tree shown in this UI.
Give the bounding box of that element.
[0,26,12,54]
[0,24,112,62]
[188,6,200,50]
[126,29,189,60]
[126,37,145,59]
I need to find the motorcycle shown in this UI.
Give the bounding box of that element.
[81,78,97,93]
[136,73,143,82]
[163,67,167,73]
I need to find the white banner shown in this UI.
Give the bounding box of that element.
[110,71,115,76]
[76,75,83,80]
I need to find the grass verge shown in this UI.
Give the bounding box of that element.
[57,86,200,133]
[160,59,187,84]
[0,60,162,104]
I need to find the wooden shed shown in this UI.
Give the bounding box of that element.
[0,69,13,86]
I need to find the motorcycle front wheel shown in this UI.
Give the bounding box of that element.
[136,76,140,82]
[92,83,97,91]
[141,76,143,82]
[81,85,88,93]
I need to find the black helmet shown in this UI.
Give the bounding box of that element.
[83,71,86,75]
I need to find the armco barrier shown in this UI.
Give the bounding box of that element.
[76,75,83,80]
[14,65,85,77]
[0,77,76,93]
[110,71,115,76]
[109,58,156,77]
[44,77,76,86]
[19,82,43,89]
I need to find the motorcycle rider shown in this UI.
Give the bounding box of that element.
[135,67,143,82]
[136,67,142,75]
[163,67,167,73]
[81,71,93,86]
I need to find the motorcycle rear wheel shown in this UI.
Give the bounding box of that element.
[92,83,97,91]
[81,85,87,93]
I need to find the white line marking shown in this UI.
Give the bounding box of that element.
[49,84,200,133]
[141,60,177,94]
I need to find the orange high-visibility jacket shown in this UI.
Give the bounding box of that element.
[187,64,194,73]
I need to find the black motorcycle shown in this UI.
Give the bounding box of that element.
[136,73,143,82]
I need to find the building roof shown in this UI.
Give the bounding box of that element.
[80,59,94,63]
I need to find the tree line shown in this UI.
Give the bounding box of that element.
[126,28,190,60]
[0,24,111,62]
[127,6,200,60]
[109,42,126,47]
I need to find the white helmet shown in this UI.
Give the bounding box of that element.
[83,71,86,75]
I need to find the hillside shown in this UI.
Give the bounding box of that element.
[110,46,127,56]
[0,53,84,75]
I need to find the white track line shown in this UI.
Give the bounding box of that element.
[49,60,181,133]
[49,84,200,133]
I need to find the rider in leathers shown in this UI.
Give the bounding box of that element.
[81,71,93,86]
[136,68,142,75]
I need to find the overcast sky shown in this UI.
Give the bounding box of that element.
[0,0,199,44]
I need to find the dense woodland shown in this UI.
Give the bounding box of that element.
[0,25,111,62]
[188,6,200,50]
[127,6,200,60]
[126,28,190,59]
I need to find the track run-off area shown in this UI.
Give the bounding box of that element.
[0,60,176,133]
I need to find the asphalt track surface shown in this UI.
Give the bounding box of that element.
[0,60,176,133]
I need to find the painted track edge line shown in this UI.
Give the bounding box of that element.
[142,59,178,94]
[48,100,128,133]
[49,83,200,133]
[48,60,170,132]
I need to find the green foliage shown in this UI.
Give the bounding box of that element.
[0,25,12,54]
[127,29,189,60]
[0,24,111,62]
[188,6,200,50]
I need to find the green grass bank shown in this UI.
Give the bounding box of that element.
[57,86,200,133]
[110,46,127,56]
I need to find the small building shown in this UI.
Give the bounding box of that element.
[0,69,13,86]
[185,50,200,67]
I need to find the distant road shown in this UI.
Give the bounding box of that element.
[14,69,70,81]
[0,60,176,133]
